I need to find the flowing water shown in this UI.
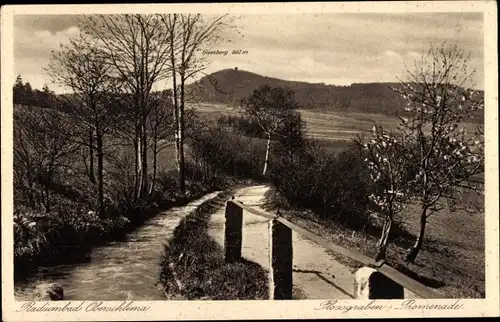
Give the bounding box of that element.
[14,191,222,301]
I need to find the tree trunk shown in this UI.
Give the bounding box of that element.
[41,173,51,213]
[375,215,393,261]
[141,119,148,197]
[135,124,143,200]
[96,132,104,216]
[133,129,139,200]
[263,134,271,176]
[28,174,35,208]
[173,95,180,175]
[178,76,186,194]
[150,136,158,195]
[44,189,51,213]
[169,20,184,194]
[89,127,95,184]
[405,207,428,263]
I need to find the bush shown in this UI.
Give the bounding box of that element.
[13,199,130,270]
[190,124,267,181]
[216,114,265,139]
[270,141,374,229]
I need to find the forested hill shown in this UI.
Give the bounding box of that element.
[186,68,406,114]
[186,68,484,117]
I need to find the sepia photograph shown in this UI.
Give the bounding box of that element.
[1,1,498,320]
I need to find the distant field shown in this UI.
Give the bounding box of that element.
[188,102,398,142]
[189,102,482,146]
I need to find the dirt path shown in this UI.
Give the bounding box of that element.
[208,185,357,299]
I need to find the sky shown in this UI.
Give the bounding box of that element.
[13,12,484,93]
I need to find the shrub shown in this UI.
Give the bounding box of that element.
[190,124,267,181]
[13,199,124,265]
[270,141,374,229]
[216,114,265,139]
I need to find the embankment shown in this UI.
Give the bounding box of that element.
[14,184,221,281]
[159,188,269,300]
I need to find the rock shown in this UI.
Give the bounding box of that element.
[354,267,377,299]
[354,267,404,299]
[35,283,64,301]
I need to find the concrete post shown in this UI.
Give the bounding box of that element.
[269,219,293,300]
[224,201,243,263]
[354,266,405,299]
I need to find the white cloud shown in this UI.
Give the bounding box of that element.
[383,50,400,58]
[407,51,421,58]
[56,26,80,38]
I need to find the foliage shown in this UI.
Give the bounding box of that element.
[273,111,308,163]
[216,114,265,138]
[14,199,129,267]
[240,85,299,175]
[189,122,267,181]
[13,75,58,108]
[14,105,79,212]
[240,85,298,133]
[270,141,374,229]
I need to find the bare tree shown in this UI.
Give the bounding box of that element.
[82,14,171,199]
[161,13,234,193]
[147,91,175,194]
[47,34,121,215]
[241,85,298,175]
[14,106,78,212]
[394,42,484,263]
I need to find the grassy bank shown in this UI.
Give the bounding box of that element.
[159,188,269,300]
[263,187,484,299]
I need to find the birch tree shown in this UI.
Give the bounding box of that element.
[241,85,298,175]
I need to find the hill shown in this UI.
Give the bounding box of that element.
[186,68,484,118]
